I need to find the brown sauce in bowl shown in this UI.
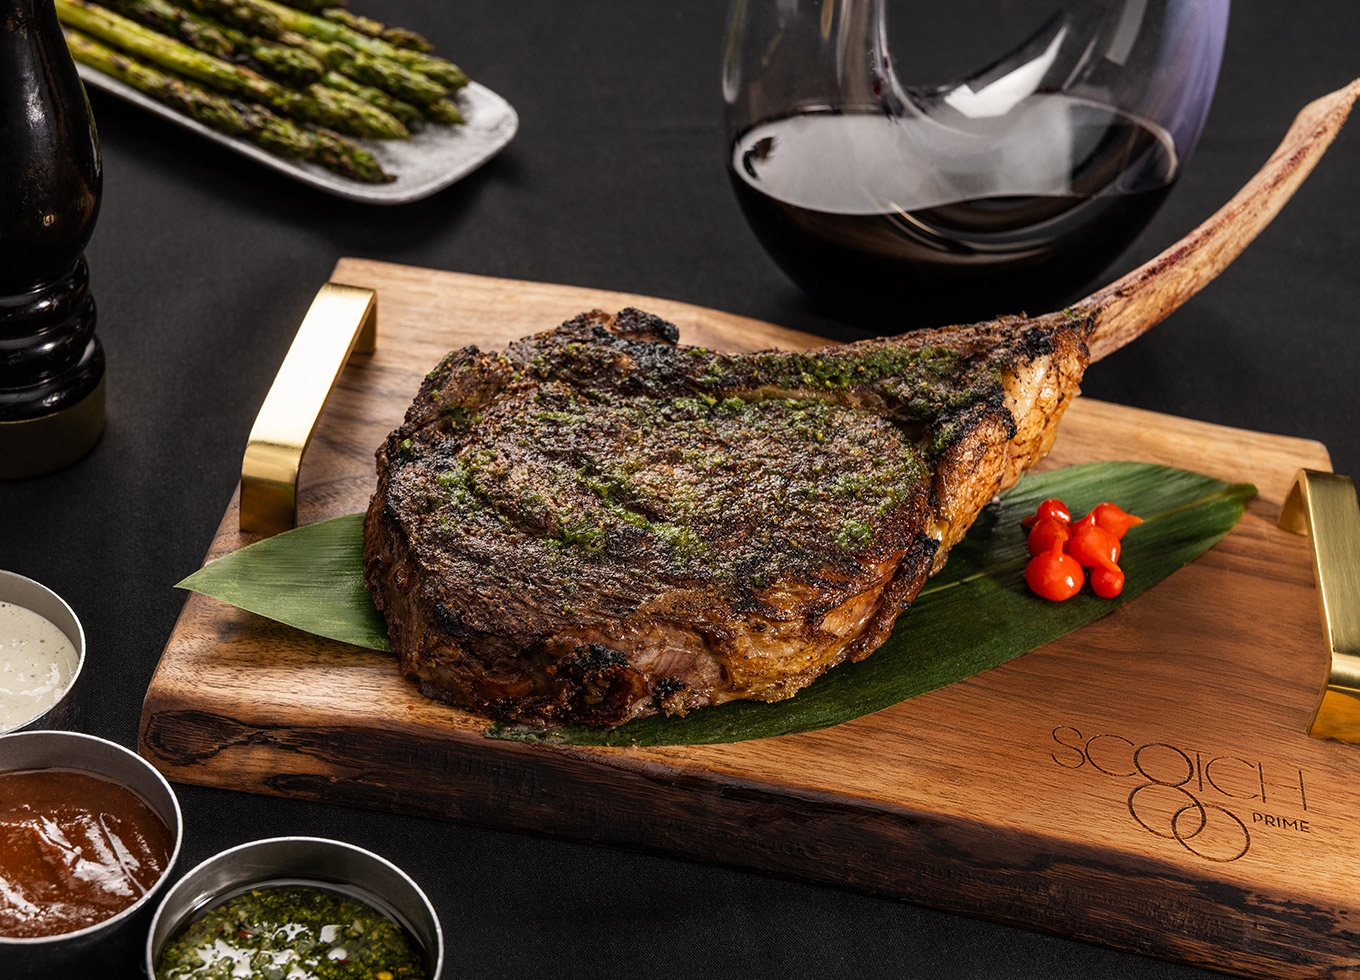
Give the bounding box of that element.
[0,768,173,938]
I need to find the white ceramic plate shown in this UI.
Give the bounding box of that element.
[78,64,519,205]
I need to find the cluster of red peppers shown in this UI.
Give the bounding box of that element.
[1021,498,1143,601]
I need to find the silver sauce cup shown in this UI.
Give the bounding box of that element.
[0,731,183,979]
[146,836,444,980]
[0,569,86,734]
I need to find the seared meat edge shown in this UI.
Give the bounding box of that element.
[363,307,1091,727]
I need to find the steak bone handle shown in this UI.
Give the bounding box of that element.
[240,282,377,535]
[1279,469,1360,743]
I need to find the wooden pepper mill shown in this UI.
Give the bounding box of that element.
[1,0,105,479]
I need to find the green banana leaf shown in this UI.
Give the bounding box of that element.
[177,462,1255,747]
[180,511,391,653]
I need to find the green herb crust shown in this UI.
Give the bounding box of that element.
[379,309,1023,606]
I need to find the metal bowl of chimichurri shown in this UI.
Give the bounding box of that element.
[146,837,442,980]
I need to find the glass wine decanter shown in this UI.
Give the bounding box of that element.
[723,0,1229,329]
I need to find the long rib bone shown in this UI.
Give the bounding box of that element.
[1079,79,1360,361]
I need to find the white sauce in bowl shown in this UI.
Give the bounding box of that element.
[0,601,79,733]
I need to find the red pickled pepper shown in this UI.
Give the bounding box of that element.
[1019,498,1141,601]
[1091,501,1144,539]
[1067,516,1120,567]
[1024,535,1084,601]
[1021,497,1072,528]
[1026,516,1070,556]
[1089,563,1125,600]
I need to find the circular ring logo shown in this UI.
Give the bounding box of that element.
[1128,783,1250,863]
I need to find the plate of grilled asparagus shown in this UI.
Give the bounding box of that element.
[60,0,518,204]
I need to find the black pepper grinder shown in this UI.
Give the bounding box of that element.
[0,0,105,479]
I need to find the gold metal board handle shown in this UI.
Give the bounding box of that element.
[1279,469,1360,742]
[240,282,377,536]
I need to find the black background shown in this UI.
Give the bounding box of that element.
[3,2,1358,978]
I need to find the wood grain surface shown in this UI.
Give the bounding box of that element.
[141,260,1358,979]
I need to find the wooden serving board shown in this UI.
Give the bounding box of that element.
[141,259,1357,979]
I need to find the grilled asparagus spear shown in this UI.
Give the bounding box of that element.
[269,27,462,122]
[177,0,280,38]
[170,0,457,109]
[321,7,431,53]
[249,0,466,90]
[56,0,407,137]
[63,26,391,182]
[277,30,445,104]
[417,95,464,126]
[100,0,234,56]
[100,0,451,124]
[102,0,328,86]
[321,69,425,130]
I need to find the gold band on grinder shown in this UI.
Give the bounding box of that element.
[0,376,106,480]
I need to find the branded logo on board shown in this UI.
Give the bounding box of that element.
[1051,726,1310,863]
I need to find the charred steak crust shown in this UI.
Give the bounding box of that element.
[363,307,1091,727]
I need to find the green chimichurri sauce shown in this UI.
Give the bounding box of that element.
[155,884,426,980]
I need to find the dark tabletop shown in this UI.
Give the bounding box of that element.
[3,2,1358,978]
